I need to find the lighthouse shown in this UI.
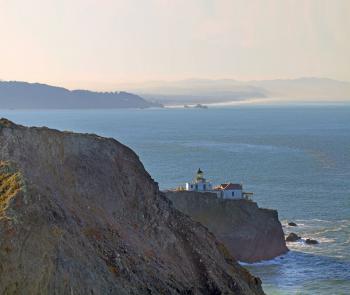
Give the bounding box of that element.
[185,168,213,192]
[183,169,252,200]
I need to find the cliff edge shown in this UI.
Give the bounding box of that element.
[166,191,288,263]
[0,119,264,295]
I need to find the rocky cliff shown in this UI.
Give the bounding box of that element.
[166,192,288,263]
[0,118,264,295]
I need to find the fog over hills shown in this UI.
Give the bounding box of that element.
[1,78,349,108]
[0,81,162,109]
[122,78,350,105]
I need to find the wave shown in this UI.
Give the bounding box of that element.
[239,253,290,266]
[312,226,349,235]
[282,218,350,263]
[312,237,336,243]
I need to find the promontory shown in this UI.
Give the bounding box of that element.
[0,119,264,295]
[166,191,288,263]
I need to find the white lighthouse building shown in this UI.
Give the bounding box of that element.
[213,183,243,198]
[185,168,213,192]
[184,169,253,200]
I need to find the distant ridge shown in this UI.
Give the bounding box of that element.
[0,81,162,109]
[125,77,350,105]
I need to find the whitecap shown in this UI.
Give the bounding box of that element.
[313,237,335,243]
[239,254,289,266]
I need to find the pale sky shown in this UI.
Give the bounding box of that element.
[1,0,350,90]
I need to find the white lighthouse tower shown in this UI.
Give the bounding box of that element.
[185,168,213,192]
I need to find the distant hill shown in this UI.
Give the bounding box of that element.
[0,81,162,109]
[132,79,268,105]
[122,78,350,105]
[249,77,350,101]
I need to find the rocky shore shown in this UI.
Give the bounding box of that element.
[0,119,264,295]
[166,191,288,263]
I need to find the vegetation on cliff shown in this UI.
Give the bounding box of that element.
[0,162,24,220]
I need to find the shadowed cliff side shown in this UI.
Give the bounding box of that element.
[0,118,264,295]
[166,191,288,263]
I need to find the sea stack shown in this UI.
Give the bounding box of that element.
[166,191,288,263]
[0,119,264,295]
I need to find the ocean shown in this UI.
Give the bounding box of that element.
[1,106,349,294]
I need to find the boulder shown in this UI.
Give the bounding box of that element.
[305,238,319,245]
[286,232,301,242]
[288,222,297,226]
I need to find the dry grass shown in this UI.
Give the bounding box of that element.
[0,161,23,219]
[83,227,103,241]
[108,265,119,276]
[0,118,14,128]
[51,225,64,238]
[216,241,233,261]
[143,249,156,262]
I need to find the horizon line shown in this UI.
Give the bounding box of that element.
[1,76,350,92]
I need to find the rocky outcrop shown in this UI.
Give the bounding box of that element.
[286,233,301,242]
[166,191,288,263]
[0,119,264,295]
[305,239,318,245]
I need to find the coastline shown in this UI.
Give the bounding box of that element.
[1,106,349,294]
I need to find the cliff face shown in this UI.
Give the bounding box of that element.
[0,119,264,295]
[166,192,288,263]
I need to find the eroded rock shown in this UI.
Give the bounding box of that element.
[286,233,301,242]
[305,238,319,245]
[166,191,288,263]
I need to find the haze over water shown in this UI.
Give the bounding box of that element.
[1,105,350,294]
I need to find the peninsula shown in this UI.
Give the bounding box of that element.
[166,170,288,262]
[0,81,162,109]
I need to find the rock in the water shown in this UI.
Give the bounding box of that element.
[166,191,288,263]
[305,238,319,245]
[288,222,297,226]
[286,232,301,242]
[0,119,265,295]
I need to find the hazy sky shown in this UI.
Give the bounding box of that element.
[1,0,350,89]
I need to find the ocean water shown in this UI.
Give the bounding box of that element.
[1,106,349,294]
